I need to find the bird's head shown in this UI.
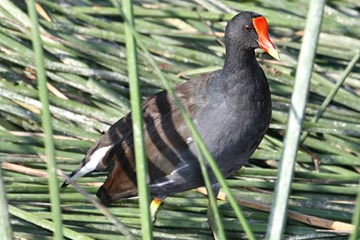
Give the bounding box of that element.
[224,11,280,60]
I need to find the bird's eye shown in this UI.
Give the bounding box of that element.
[244,25,252,32]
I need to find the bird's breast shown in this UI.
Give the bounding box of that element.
[193,83,271,177]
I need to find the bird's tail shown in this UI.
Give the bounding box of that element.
[61,158,87,188]
[61,145,113,187]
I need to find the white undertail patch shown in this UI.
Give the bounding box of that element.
[70,145,113,182]
[186,137,193,144]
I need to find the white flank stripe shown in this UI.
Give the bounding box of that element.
[70,145,113,181]
[150,179,173,188]
[170,164,188,175]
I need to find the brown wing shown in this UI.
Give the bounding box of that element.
[96,81,198,203]
[64,72,217,204]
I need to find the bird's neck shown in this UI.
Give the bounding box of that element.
[221,47,257,77]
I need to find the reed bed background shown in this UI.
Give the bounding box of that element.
[0,0,360,239]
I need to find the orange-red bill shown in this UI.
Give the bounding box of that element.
[253,16,280,60]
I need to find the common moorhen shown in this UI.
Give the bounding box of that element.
[62,11,279,214]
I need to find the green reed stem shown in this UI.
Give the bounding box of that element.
[116,0,153,239]
[266,0,326,239]
[301,50,360,142]
[194,143,226,240]
[9,205,93,240]
[350,181,360,240]
[0,163,12,240]
[27,1,63,239]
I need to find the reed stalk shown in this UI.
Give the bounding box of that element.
[27,1,63,239]
[266,0,326,239]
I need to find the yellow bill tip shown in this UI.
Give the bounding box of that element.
[267,48,280,61]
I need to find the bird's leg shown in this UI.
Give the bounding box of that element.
[205,183,227,239]
[150,196,165,222]
[211,183,221,197]
[206,182,221,220]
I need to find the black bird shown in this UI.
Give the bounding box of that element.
[62,11,279,216]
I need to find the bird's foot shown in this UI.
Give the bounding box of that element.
[150,197,164,223]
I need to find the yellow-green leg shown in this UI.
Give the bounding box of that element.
[150,197,163,222]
